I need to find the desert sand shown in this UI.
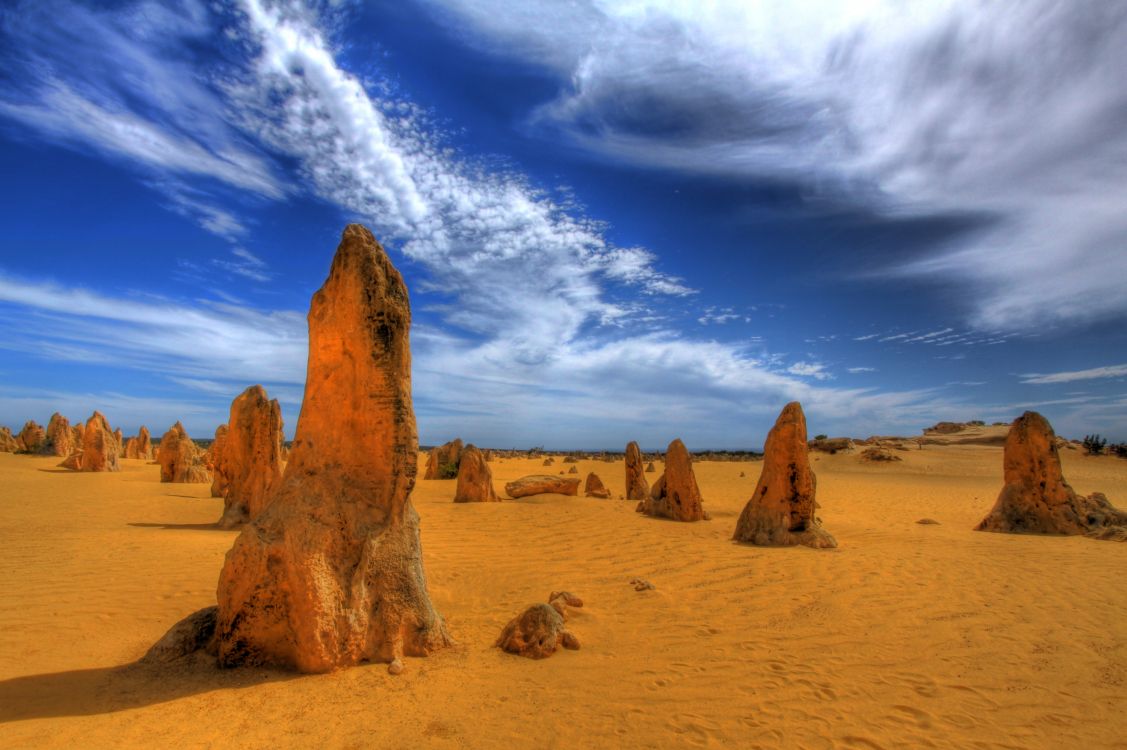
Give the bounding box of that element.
[1,445,1126,748]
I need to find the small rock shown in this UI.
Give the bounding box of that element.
[388,658,404,675]
[916,518,940,525]
[630,578,655,591]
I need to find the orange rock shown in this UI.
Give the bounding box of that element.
[424,438,463,479]
[212,224,451,672]
[124,426,153,460]
[65,411,120,473]
[113,427,125,457]
[645,461,656,473]
[44,413,74,457]
[637,439,707,522]
[624,441,649,501]
[0,426,18,453]
[504,475,581,498]
[975,411,1127,540]
[208,425,229,498]
[15,420,45,453]
[157,422,210,483]
[584,472,611,499]
[214,386,285,528]
[454,444,499,503]
[733,402,836,548]
[496,593,582,659]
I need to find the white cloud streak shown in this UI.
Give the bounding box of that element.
[1022,364,1127,385]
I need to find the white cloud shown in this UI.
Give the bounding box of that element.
[786,361,832,380]
[1021,364,1127,385]
[423,0,1127,330]
[847,366,876,374]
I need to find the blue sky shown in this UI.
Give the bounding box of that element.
[1,0,1125,449]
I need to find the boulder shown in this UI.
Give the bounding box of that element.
[210,224,451,672]
[645,461,656,473]
[43,413,74,457]
[15,420,45,453]
[0,426,18,453]
[637,439,707,522]
[424,438,463,479]
[860,447,902,463]
[157,422,210,483]
[453,444,499,503]
[584,472,611,499]
[733,402,836,548]
[567,465,578,474]
[505,475,581,498]
[124,426,153,460]
[542,457,555,466]
[974,411,1127,540]
[215,386,286,528]
[496,592,582,659]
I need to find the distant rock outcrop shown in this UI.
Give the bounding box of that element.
[860,447,902,463]
[60,411,121,473]
[214,386,285,528]
[15,420,45,453]
[584,472,611,499]
[636,439,707,522]
[113,427,125,457]
[733,402,836,548]
[975,411,1127,540]
[124,426,153,460]
[208,425,229,497]
[454,444,499,503]
[424,438,463,479]
[43,413,74,457]
[0,426,18,453]
[505,475,581,498]
[157,422,210,483]
[624,441,650,501]
[209,224,451,672]
[645,461,656,473]
[808,437,853,454]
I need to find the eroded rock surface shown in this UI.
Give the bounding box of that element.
[424,438,463,479]
[124,426,153,460]
[158,422,210,483]
[975,411,1127,540]
[44,413,73,457]
[584,472,611,499]
[212,224,451,672]
[504,475,581,498]
[15,421,45,453]
[454,444,499,503]
[496,592,582,659]
[637,439,707,522]
[733,402,836,548]
[214,386,285,528]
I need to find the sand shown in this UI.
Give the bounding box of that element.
[1,446,1125,749]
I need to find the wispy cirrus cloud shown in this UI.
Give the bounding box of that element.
[1021,364,1127,385]
[422,0,1127,331]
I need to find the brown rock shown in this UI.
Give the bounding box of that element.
[113,427,124,457]
[733,402,836,548]
[43,413,73,457]
[624,441,649,501]
[424,438,463,479]
[636,439,707,522]
[124,426,153,460]
[65,411,120,472]
[504,474,581,498]
[15,420,45,453]
[214,386,285,528]
[645,461,656,473]
[584,472,611,499]
[917,518,940,525]
[808,437,853,454]
[0,426,18,453]
[542,457,555,466]
[212,224,451,672]
[497,594,582,659]
[567,465,578,474]
[974,411,1127,540]
[860,447,902,462]
[157,422,210,483]
[453,444,499,503]
[207,425,229,499]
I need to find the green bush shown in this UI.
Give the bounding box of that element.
[814,434,827,441]
[1082,434,1107,455]
[439,461,459,479]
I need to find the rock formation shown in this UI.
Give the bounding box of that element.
[624,441,649,501]
[113,427,124,457]
[0,426,18,453]
[453,444,499,503]
[60,411,121,472]
[208,224,451,672]
[124,426,153,460]
[43,413,74,457]
[207,425,229,497]
[496,592,582,659]
[860,447,901,462]
[567,465,578,474]
[542,457,555,466]
[645,461,656,473]
[213,386,285,528]
[584,472,611,499]
[15,420,45,453]
[975,411,1127,540]
[732,402,836,548]
[424,438,463,479]
[637,439,707,522]
[157,422,210,483]
[505,475,581,498]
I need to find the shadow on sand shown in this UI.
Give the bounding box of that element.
[127,522,230,531]
[0,657,296,722]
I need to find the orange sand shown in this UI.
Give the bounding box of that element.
[1,447,1125,748]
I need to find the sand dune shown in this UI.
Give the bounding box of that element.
[1,446,1125,748]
